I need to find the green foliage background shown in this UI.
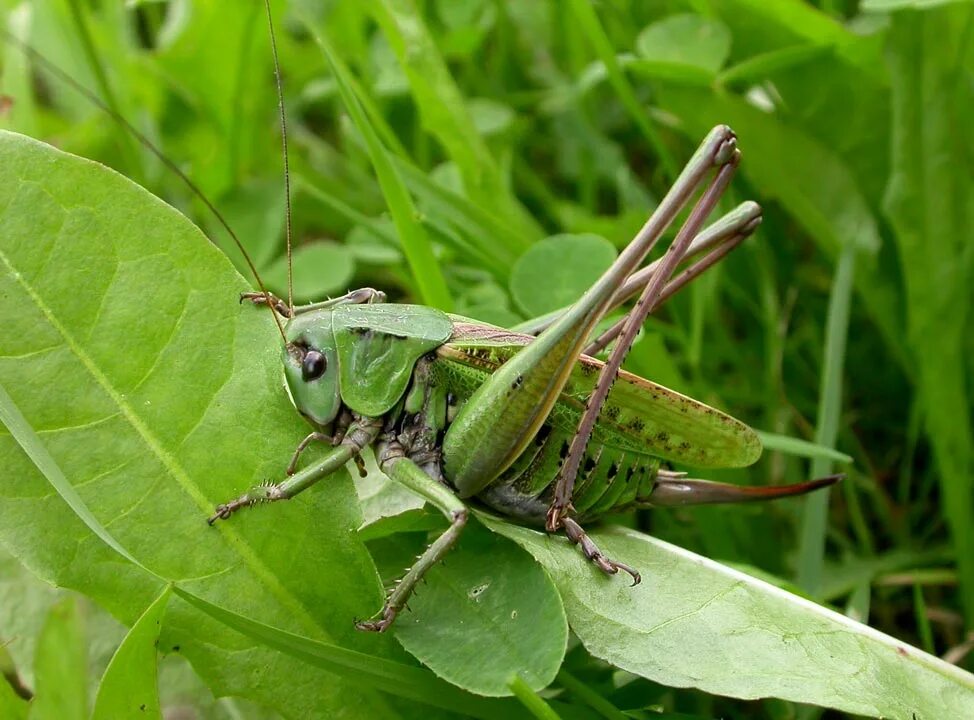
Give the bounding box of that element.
[1,0,973,718]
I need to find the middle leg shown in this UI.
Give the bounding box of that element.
[356,437,468,633]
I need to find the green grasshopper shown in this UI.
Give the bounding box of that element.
[207,123,840,632]
[5,13,837,635]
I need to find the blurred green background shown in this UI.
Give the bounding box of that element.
[1,0,972,717]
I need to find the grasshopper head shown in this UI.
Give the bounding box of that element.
[282,312,341,427]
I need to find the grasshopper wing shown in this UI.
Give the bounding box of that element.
[570,357,761,468]
[444,320,760,469]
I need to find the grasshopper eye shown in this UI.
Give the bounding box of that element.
[301,350,327,381]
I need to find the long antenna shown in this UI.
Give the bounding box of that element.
[263,0,293,316]
[0,28,289,344]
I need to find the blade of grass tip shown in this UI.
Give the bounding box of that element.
[299,17,453,311]
[555,669,628,720]
[845,578,871,625]
[914,584,936,656]
[755,431,853,464]
[797,243,856,596]
[173,587,521,720]
[0,381,158,578]
[507,675,562,720]
[566,0,678,180]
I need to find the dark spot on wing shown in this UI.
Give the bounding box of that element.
[534,424,552,446]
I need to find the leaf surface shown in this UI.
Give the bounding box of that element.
[482,517,974,718]
[394,522,567,696]
[0,130,395,718]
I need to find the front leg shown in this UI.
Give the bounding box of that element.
[208,415,381,523]
[356,437,467,633]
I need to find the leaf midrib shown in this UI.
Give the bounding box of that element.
[0,243,334,644]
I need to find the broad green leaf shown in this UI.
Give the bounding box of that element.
[0,673,28,720]
[481,518,974,718]
[635,15,732,75]
[510,234,616,317]
[30,597,86,720]
[91,586,170,720]
[0,130,396,718]
[263,241,356,302]
[395,522,568,697]
[0,361,512,719]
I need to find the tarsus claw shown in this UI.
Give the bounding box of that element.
[355,605,397,633]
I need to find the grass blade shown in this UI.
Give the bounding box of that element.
[797,243,855,595]
[300,17,453,310]
[566,0,677,179]
[882,4,974,625]
[0,381,154,576]
[173,587,524,720]
[371,0,540,247]
[507,675,561,720]
[756,431,853,464]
